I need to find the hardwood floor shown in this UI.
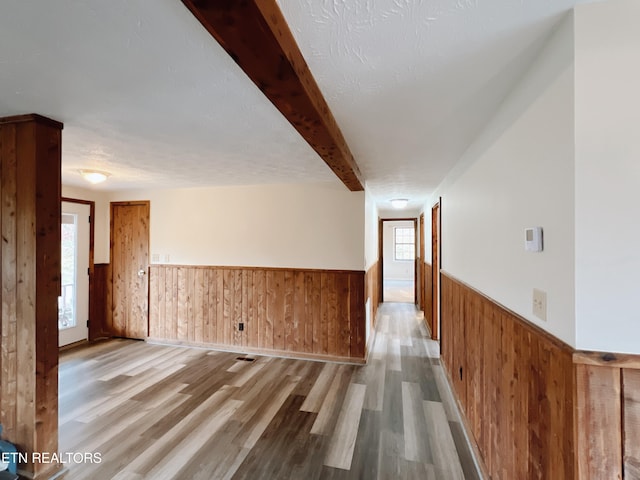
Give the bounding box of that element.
[382,279,415,303]
[58,303,482,479]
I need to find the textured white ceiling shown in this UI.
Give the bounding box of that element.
[0,0,336,190]
[0,0,590,206]
[277,0,592,210]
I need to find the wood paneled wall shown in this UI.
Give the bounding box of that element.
[423,262,432,335]
[626,369,640,480]
[90,263,111,340]
[365,261,380,329]
[0,114,62,479]
[415,258,422,309]
[148,265,366,362]
[574,352,640,480]
[441,273,575,480]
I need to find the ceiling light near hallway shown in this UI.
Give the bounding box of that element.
[390,198,409,209]
[79,169,110,184]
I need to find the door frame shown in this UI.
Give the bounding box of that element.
[419,213,425,311]
[110,200,151,339]
[379,217,418,304]
[431,198,441,342]
[61,197,96,342]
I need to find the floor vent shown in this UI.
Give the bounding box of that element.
[236,357,255,362]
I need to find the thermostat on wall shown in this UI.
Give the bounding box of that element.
[524,227,543,252]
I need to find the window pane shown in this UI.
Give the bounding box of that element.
[403,244,415,259]
[394,226,415,260]
[59,216,77,330]
[395,243,415,260]
[395,227,414,244]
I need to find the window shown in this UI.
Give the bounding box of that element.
[394,227,415,261]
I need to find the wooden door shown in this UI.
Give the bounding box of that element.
[414,220,420,307]
[111,201,150,339]
[419,213,425,311]
[431,201,440,341]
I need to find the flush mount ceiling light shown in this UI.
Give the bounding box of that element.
[390,198,409,209]
[79,169,110,184]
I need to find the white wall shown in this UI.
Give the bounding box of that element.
[383,220,414,280]
[431,13,576,346]
[378,207,420,219]
[574,0,640,354]
[99,182,364,271]
[364,188,379,271]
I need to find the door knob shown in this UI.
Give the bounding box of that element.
[138,269,146,277]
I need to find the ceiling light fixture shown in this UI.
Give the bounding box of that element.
[390,198,409,209]
[79,169,110,184]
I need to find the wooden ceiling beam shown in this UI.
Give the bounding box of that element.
[181,0,364,191]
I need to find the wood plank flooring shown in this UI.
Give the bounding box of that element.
[382,279,414,303]
[58,303,482,480]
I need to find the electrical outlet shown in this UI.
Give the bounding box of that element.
[164,254,170,262]
[238,323,244,331]
[532,289,547,321]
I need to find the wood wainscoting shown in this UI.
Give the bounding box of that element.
[440,273,575,480]
[148,265,366,362]
[365,261,380,330]
[415,258,421,309]
[90,263,112,340]
[574,351,640,479]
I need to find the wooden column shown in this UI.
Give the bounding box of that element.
[0,114,62,479]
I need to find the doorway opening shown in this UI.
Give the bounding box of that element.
[380,218,417,303]
[59,200,92,347]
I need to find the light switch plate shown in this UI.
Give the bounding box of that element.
[151,253,160,263]
[533,288,547,321]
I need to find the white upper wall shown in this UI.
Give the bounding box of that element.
[574,0,640,354]
[378,208,420,219]
[364,188,379,271]
[99,182,364,271]
[430,13,576,346]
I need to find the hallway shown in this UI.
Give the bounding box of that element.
[59,303,481,479]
